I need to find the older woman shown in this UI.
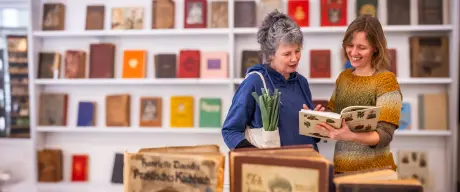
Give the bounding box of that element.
[221,10,322,151]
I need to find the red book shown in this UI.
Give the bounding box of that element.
[178,50,200,78]
[71,155,88,182]
[184,0,207,28]
[310,50,331,78]
[288,0,309,27]
[320,0,347,26]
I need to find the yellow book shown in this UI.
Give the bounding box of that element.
[170,96,194,128]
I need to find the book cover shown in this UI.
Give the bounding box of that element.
[42,3,66,30]
[299,106,381,139]
[399,102,411,130]
[152,0,175,29]
[122,50,146,78]
[89,43,115,78]
[234,1,256,28]
[184,0,207,28]
[85,5,105,30]
[356,0,378,18]
[200,51,228,78]
[106,94,130,127]
[409,36,449,78]
[71,154,88,182]
[210,1,228,28]
[170,96,194,127]
[178,50,200,78]
[38,52,61,79]
[288,0,309,27]
[76,101,96,126]
[310,49,331,78]
[320,0,347,26]
[111,7,144,29]
[64,50,86,78]
[199,98,222,128]
[38,93,68,126]
[139,97,162,127]
[154,53,176,78]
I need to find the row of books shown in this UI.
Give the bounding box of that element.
[41,0,448,32]
[38,93,223,128]
[37,144,431,191]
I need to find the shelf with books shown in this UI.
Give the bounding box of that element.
[36,126,222,134]
[32,28,231,37]
[34,78,232,85]
[233,78,452,85]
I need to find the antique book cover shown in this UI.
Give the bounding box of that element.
[210,1,228,28]
[418,0,443,25]
[288,0,309,27]
[409,36,449,77]
[42,3,66,30]
[310,50,331,78]
[299,106,381,139]
[154,54,177,78]
[388,48,397,76]
[106,94,130,126]
[241,50,261,78]
[229,146,334,192]
[89,43,115,78]
[38,93,68,126]
[138,144,220,153]
[122,50,146,78]
[64,50,86,78]
[387,0,410,25]
[320,0,347,26]
[396,150,431,191]
[200,51,228,78]
[71,154,89,182]
[152,0,175,29]
[111,7,144,29]
[199,98,222,128]
[178,50,200,78]
[418,93,447,130]
[258,0,283,26]
[85,5,105,30]
[77,101,96,126]
[139,97,162,127]
[170,96,194,128]
[234,1,256,28]
[38,52,61,79]
[184,0,207,28]
[123,150,225,192]
[37,149,63,182]
[356,0,378,18]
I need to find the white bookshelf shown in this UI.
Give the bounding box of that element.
[17,0,459,192]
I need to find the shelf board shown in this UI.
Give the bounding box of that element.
[36,127,222,134]
[34,78,231,85]
[32,29,230,37]
[234,25,453,34]
[233,78,451,84]
[395,130,451,136]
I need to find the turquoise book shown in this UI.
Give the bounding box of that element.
[199,98,222,128]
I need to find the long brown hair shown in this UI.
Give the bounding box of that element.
[342,15,390,72]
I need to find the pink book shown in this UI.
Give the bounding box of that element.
[200,51,228,78]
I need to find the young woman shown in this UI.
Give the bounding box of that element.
[316,15,403,173]
[221,10,323,151]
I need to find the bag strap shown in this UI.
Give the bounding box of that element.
[245,71,268,91]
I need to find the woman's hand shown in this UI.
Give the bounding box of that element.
[303,104,325,111]
[316,119,357,141]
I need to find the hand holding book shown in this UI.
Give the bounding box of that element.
[316,119,357,141]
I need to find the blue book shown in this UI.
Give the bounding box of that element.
[77,101,96,126]
[399,102,411,130]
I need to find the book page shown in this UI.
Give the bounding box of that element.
[242,163,320,192]
[299,110,342,139]
[340,107,381,132]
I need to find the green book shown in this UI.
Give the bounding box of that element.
[199,98,222,128]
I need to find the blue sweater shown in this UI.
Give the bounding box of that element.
[221,64,319,151]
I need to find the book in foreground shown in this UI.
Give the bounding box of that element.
[299,106,381,139]
[123,145,225,192]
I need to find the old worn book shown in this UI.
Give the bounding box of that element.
[320,0,347,26]
[418,93,447,131]
[199,98,222,128]
[170,96,194,128]
[418,0,443,25]
[64,50,86,78]
[257,0,282,26]
[138,144,220,153]
[154,54,176,78]
[200,51,228,79]
[288,0,309,27]
[122,50,146,78]
[356,0,378,18]
[38,93,68,126]
[229,145,335,192]
[210,1,228,28]
[152,0,175,29]
[111,7,144,29]
[387,0,410,25]
[184,0,207,28]
[299,106,381,139]
[106,94,130,127]
[178,50,200,78]
[139,97,162,127]
[397,150,431,190]
[234,1,256,28]
[42,3,66,30]
[240,50,261,78]
[89,43,115,78]
[123,146,225,191]
[71,154,89,182]
[310,49,331,78]
[37,149,63,182]
[85,5,105,30]
[409,36,449,78]
[38,52,61,79]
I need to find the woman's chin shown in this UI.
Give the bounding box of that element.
[350,61,362,68]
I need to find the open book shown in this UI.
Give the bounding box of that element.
[299,106,381,139]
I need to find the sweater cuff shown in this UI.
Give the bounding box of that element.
[369,122,397,148]
[235,139,256,149]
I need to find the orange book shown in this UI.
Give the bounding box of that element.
[71,154,88,182]
[170,96,194,128]
[122,50,146,78]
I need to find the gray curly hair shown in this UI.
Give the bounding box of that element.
[257,9,304,64]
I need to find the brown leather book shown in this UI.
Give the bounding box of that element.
[106,94,130,127]
[387,0,410,25]
[89,43,115,78]
[85,5,105,30]
[37,149,63,182]
[409,36,449,77]
[152,0,175,29]
[418,0,443,25]
[310,49,331,78]
[234,1,256,28]
[388,48,397,75]
[38,93,68,126]
[64,50,86,78]
[240,50,261,78]
[210,1,228,28]
[154,54,176,78]
[38,52,61,79]
[42,3,66,30]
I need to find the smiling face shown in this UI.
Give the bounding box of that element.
[345,31,375,69]
[270,43,302,79]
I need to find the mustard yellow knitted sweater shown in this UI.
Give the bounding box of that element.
[327,68,402,173]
